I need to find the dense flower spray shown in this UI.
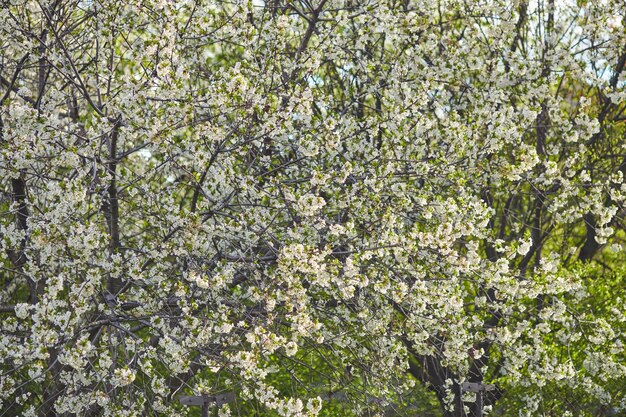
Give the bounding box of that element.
[1,1,625,416]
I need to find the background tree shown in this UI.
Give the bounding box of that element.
[1,1,625,416]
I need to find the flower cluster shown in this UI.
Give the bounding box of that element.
[1,0,625,416]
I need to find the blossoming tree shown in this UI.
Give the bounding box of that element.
[1,0,625,416]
